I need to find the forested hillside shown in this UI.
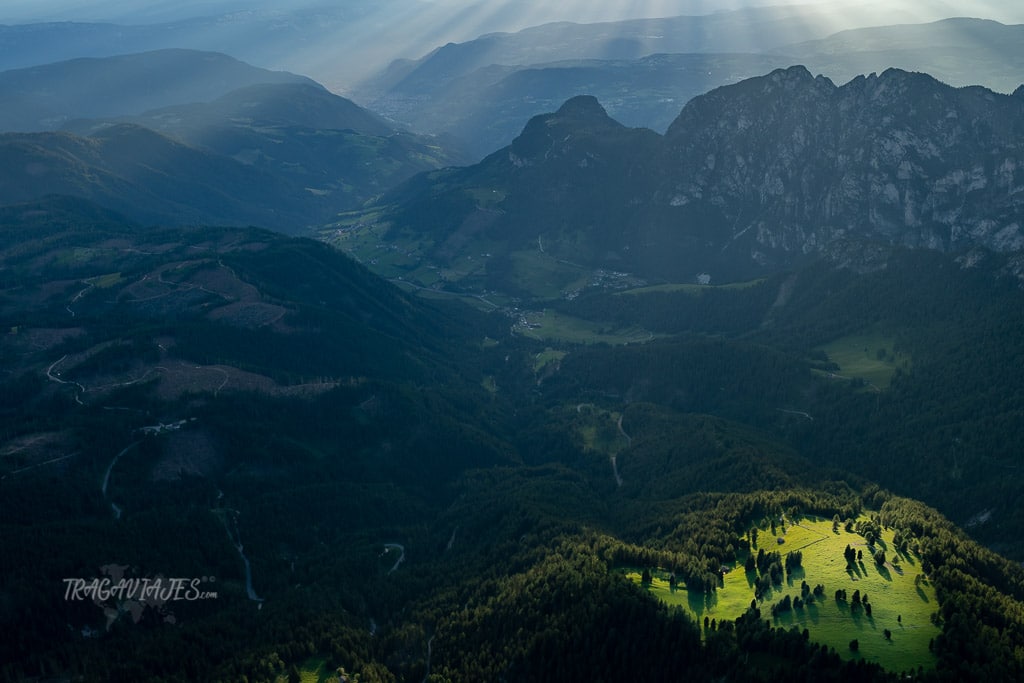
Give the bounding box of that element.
[2,197,1024,682]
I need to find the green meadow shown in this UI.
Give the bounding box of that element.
[620,278,766,295]
[571,403,629,456]
[509,249,590,300]
[533,348,567,373]
[86,272,124,288]
[815,332,911,389]
[275,656,329,683]
[626,516,940,674]
[514,308,655,345]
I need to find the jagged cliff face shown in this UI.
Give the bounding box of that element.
[370,67,1024,287]
[661,66,1024,269]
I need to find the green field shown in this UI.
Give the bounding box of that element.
[467,187,507,207]
[509,249,590,299]
[323,216,440,284]
[620,278,766,295]
[815,332,911,389]
[514,309,656,345]
[56,246,103,265]
[533,348,567,373]
[86,272,123,288]
[572,404,629,456]
[626,516,940,674]
[274,656,343,683]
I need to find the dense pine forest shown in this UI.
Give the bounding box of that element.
[1,196,1024,682]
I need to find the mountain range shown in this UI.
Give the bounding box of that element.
[0,51,467,231]
[3,2,981,90]
[361,17,1024,158]
[0,49,316,132]
[341,66,1024,296]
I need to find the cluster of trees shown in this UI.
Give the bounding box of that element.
[771,591,819,616]
[785,550,803,572]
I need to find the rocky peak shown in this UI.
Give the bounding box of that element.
[658,65,1024,269]
[554,95,614,121]
[507,94,626,166]
[383,66,1024,286]
[764,64,817,88]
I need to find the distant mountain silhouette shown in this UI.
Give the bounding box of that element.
[356,66,1024,290]
[360,17,1024,159]
[0,49,315,132]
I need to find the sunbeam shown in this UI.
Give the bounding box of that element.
[3,1,1024,94]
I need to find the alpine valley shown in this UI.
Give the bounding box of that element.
[3,7,1024,683]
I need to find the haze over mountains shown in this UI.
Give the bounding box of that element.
[363,16,1024,157]
[5,3,1024,158]
[3,1,1023,91]
[5,3,1024,682]
[4,1,854,89]
[0,51,466,230]
[344,66,1024,294]
[0,49,316,132]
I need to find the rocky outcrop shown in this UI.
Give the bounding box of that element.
[662,66,1024,265]
[375,65,1024,286]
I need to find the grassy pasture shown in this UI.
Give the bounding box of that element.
[509,249,590,299]
[325,217,430,279]
[86,272,123,288]
[533,348,567,372]
[571,403,629,456]
[815,332,910,389]
[467,187,507,207]
[514,309,655,345]
[619,278,766,295]
[626,516,939,674]
[275,656,332,683]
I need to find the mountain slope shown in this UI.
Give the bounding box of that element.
[4,198,1024,680]
[94,81,395,138]
[63,82,468,214]
[0,126,322,230]
[0,49,315,132]
[5,70,468,231]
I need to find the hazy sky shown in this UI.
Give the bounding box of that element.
[4,0,1024,26]
[0,1,798,24]
[2,1,1022,92]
